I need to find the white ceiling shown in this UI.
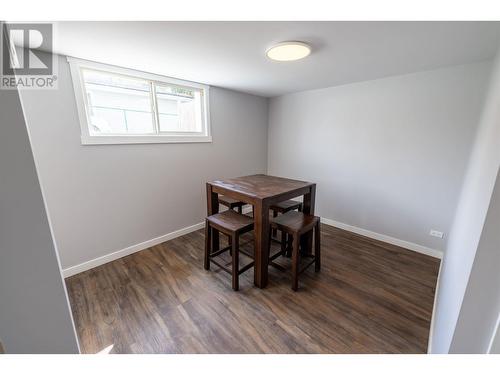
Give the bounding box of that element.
[48,21,500,97]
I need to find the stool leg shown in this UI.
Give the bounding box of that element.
[228,234,232,256]
[315,221,321,272]
[291,233,300,291]
[272,209,278,238]
[204,220,211,270]
[268,226,273,263]
[281,230,287,255]
[232,233,239,291]
[238,205,242,214]
[286,234,293,257]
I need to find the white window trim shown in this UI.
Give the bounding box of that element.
[67,56,212,145]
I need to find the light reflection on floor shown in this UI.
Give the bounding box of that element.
[96,344,114,354]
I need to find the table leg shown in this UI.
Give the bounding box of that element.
[206,183,219,252]
[301,185,316,255]
[253,201,270,288]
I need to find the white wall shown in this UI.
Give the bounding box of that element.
[431,52,500,353]
[450,169,500,353]
[268,62,491,254]
[0,85,79,353]
[19,52,268,271]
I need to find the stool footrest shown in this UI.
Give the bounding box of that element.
[210,245,231,258]
[299,257,317,275]
[238,261,255,275]
[269,261,287,271]
[239,248,254,259]
[269,255,316,275]
[210,257,254,276]
[269,249,285,262]
[210,258,232,274]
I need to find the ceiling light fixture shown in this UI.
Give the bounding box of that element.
[266,41,311,62]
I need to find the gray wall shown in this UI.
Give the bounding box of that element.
[268,62,490,253]
[490,322,500,353]
[0,85,79,353]
[431,50,500,353]
[19,52,268,270]
[450,169,500,353]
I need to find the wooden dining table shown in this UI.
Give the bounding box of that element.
[206,174,316,288]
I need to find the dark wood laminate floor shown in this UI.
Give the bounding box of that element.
[66,224,440,354]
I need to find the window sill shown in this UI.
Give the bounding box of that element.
[81,135,213,145]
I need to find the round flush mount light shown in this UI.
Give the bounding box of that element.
[266,41,311,61]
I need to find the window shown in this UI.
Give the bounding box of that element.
[68,57,211,144]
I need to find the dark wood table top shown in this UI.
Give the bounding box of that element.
[208,174,314,200]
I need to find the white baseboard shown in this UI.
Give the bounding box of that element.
[63,208,441,278]
[62,205,254,278]
[427,258,444,353]
[321,217,443,259]
[62,222,205,278]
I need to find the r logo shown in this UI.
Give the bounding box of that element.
[2,23,53,76]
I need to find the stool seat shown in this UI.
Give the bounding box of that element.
[270,211,318,235]
[270,200,302,240]
[207,210,254,234]
[218,195,241,205]
[218,195,245,208]
[270,200,302,213]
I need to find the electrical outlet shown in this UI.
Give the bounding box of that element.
[430,229,444,239]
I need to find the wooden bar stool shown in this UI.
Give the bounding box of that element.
[269,211,321,291]
[270,199,303,250]
[218,195,246,214]
[270,200,302,215]
[204,210,254,291]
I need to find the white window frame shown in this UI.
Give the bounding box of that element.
[67,56,211,145]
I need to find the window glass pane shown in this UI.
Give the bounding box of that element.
[156,84,203,133]
[82,69,154,135]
